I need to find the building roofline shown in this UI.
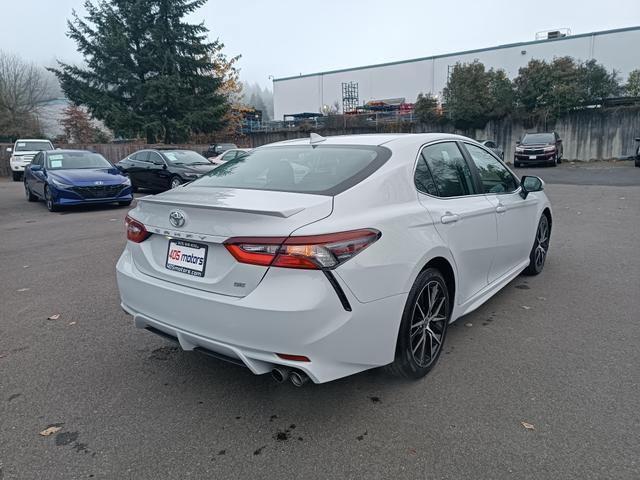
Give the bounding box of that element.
[273,25,640,82]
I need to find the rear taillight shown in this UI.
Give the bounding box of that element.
[224,229,381,270]
[125,215,150,243]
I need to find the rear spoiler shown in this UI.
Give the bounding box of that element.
[138,196,304,218]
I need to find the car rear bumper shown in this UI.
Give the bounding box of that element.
[116,247,405,383]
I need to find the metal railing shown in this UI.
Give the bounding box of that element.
[242,110,417,133]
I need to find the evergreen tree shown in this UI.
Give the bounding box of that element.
[50,0,228,143]
[626,69,640,97]
[442,61,494,129]
[414,93,440,124]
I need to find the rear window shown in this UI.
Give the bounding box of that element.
[15,141,53,152]
[192,145,391,195]
[522,133,554,145]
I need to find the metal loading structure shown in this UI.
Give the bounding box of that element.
[341,81,359,114]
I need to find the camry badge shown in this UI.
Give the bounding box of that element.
[169,210,186,228]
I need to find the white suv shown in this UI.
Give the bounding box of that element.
[7,139,54,181]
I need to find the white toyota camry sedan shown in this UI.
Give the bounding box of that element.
[116,133,552,385]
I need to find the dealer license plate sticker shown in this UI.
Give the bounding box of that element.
[165,240,208,277]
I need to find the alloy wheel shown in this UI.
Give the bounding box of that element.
[534,216,550,270]
[409,280,448,368]
[170,177,182,189]
[45,188,53,210]
[44,187,57,212]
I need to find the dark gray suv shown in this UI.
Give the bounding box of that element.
[514,132,563,167]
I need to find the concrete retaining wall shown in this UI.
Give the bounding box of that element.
[2,107,639,176]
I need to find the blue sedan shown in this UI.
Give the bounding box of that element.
[24,149,133,212]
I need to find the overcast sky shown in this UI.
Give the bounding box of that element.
[1,0,639,88]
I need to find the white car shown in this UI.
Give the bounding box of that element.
[7,139,54,181]
[208,148,251,166]
[116,133,552,385]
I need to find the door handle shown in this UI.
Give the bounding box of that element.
[495,204,507,214]
[441,212,460,224]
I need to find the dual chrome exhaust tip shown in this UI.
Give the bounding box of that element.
[271,366,309,387]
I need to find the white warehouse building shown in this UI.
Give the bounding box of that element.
[273,26,640,120]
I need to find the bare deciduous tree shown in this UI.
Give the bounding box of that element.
[0,51,57,138]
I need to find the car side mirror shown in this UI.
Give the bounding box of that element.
[557,139,562,143]
[520,175,544,199]
[6,147,12,152]
[30,164,42,171]
[515,141,521,146]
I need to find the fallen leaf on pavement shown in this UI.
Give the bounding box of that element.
[47,314,61,321]
[23,265,30,268]
[17,288,30,292]
[521,421,535,430]
[537,296,546,300]
[39,426,62,436]
[465,322,472,327]
[521,306,531,310]
[68,322,76,326]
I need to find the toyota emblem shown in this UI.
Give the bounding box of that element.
[169,210,186,228]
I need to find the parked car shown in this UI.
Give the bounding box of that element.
[635,137,640,167]
[24,150,132,212]
[203,143,238,159]
[116,133,551,385]
[116,149,216,191]
[7,139,54,181]
[514,132,563,167]
[478,140,504,159]
[208,148,251,166]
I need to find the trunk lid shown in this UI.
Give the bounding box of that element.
[129,186,333,297]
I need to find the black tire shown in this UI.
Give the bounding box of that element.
[24,183,37,202]
[118,201,132,207]
[169,176,182,189]
[557,154,562,164]
[635,158,640,168]
[523,214,551,276]
[389,268,450,379]
[514,161,521,168]
[549,154,558,167]
[44,186,59,212]
[131,184,139,193]
[12,171,22,182]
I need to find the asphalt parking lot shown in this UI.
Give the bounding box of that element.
[1,161,639,480]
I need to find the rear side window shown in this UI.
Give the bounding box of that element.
[419,142,476,197]
[133,151,150,162]
[414,153,439,196]
[193,145,391,195]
